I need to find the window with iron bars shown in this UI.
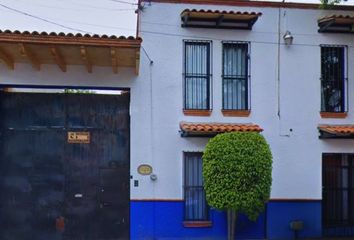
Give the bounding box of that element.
[222,42,249,110]
[321,46,347,113]
[184,152,209,221]
[183,41,212,110]
[323,153,354,237]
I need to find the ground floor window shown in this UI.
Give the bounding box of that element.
[323,153,354,236]
[184,152,209,221]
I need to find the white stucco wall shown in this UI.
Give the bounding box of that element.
[1,1,354,201]
[137,2,354,200]
[0,63,154,199]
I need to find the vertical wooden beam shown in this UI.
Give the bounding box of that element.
[216,15,224,26]
[182,14,189,26]
[110,47,118,74]
[50,47,66,72]
[135,50,140,75]
[19,43,40,71]
[0,47,14,70]
[80,46,92,73]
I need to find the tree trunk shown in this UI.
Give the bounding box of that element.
[227,209,237,240]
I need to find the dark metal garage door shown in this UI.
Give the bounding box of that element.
[0,91,130,240]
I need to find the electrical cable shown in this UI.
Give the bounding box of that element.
[46,0,138,9]
[142,46,154,64]
[107,0,138,5]
[140,20,346,38]
[47,18,136,32]
[2,2,354,49]
[138,29,354,48]
[0,3,92,33]
[0,0,135,12]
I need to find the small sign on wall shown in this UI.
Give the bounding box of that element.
[67,132,90,144]
[137,164,153,175]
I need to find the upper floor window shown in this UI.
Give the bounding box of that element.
[184,41,211,110]
[222,42,249,110]
[321,46,347,113]
[184,152,209,221]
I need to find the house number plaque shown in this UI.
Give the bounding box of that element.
[137,164,153,175]
[67,132,90,144]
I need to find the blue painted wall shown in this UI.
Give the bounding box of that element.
[266,200,322,239]
[130,200,265,240]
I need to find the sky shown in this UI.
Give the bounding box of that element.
[0,0,353,37]
[0,0,138,36]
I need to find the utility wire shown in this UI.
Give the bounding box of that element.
[1,0,135,12]
[139,29,354,48]
[2,2,354,48]
[142,46,153,64]
[0,3,91,33]
[108,0,138,5]
[47,18,136,32]
[139,20,346,38]
[44,0,137,8]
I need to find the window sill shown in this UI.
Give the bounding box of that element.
[183,221,212,228]
[222,110,250,117]
[320,112,347,119]
[183,109,212,116]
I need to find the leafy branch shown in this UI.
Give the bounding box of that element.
[320,0,343,9]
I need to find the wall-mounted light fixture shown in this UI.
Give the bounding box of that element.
[150,174,157,181]
[283,31,294,46]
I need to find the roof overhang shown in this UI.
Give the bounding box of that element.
[150,0,354,11]
[318,15,354,33]
[0,30,142,74]
[181,9,262,30]
[179,121,263,137]
[318,124,354,139]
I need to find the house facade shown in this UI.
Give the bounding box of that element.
[134,1,354,239]
[0,0,354,239]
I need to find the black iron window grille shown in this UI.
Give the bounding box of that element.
[222,42,249,110]
[323,153,354,237]
[183,41,211,110]
[184,152,209,221]
[321,46,347,113]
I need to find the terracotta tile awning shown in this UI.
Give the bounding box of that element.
[0,30,142,74]
[318,124,354,139]
[318,15,354,33]
[180,121,263,137]
[181,9,262,30]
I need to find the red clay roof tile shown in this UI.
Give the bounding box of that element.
[181,9,262,16]
[318,125,354,135]
[0,29,141,41]
[318,15,354,24]
[180,121,263,137]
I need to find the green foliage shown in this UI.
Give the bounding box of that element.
[64,89,95,94]
[203,132,272,221]
[320,0,342,9]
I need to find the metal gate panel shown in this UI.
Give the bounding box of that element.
[0,93,65,129]
[0,92,130,240]
[0,129,65,240]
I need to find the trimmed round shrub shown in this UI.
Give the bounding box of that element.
[203,132,272,221]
